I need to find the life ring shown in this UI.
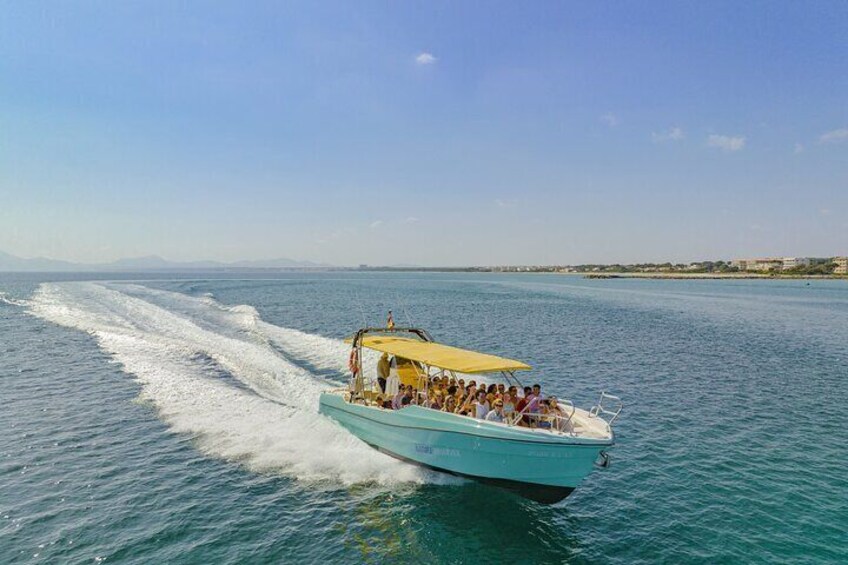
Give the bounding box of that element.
[348,348,359,375]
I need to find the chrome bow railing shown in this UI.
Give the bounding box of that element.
[589,391,623,428]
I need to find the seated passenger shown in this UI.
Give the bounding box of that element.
[537,402,552,428]
[547,397,566,431]
[400,395,411,408]
[391,388,405,410]
[392,385,413,410]
[485,399,505,422]
[515,386,532,413]
[430,391,443,410]
[473,390,490,420]
[502,392,515,419]
[443,396,458,413]
[529,384,542,412]
[458,385,477,415]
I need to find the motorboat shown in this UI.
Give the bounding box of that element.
[318,325,622,503]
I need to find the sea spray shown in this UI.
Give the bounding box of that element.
[27,282,449,486]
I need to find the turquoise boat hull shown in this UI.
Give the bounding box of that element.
[318,392,613,503]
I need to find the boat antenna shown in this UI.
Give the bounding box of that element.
[354,289,368,328]
[396,291,414,328]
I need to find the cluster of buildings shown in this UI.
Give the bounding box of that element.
[731,257,848,274]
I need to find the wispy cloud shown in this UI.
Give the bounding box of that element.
[652,127,684,143]
[415,52,437,65]
[819,128,848,144]
[369,220,383,229]
[794,143,804,154]
[707,134,745,152]
[600,113,619,128]
[402,216,419,224]
[494,198,517,208]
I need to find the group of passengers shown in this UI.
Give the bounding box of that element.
[372,366,568,430]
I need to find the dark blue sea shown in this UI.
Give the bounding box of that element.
[1,272,846,563]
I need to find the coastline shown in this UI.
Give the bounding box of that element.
[579,272,847,280]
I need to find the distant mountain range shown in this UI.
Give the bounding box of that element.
[0,251,332,272]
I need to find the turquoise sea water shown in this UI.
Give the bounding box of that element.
[1,272,846,564]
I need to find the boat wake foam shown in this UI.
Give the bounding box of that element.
[26,282,450,487]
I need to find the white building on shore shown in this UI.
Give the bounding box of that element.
[782,257,811,270]
[731,258,783,272]
[732,256,846,274]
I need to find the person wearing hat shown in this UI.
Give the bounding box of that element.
[485,399,506,423]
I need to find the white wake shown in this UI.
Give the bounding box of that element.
[26,282,441,487]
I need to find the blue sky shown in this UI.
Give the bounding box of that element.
[1,1,846,266]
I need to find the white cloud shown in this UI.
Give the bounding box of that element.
[819,128,848,143]
[707,134,745,152]
[794,143,804,154]
[369,220,383,229]
[415,52,436,65]
[402,216,419,224]
[820,208,832,217]
[652,127,684,143]
[600,113,619,127]
[494,198,517,208]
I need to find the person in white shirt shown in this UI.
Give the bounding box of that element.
[473,390,490,419]
[485,399,505,423]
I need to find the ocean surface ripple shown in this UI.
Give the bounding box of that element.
[1,273,846,564]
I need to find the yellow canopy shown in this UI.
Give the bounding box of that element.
[350,335,531,374]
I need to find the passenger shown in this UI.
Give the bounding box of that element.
[401,395,411,408]
[376,353,390,393]
[393,385,413,410]
[497,383,506,395]
[515,386,533,426]
[502,392,516,419]
[473,390,490,420]
[508,385,518,399]
[487,384,497,396]
[485,399,505,423]
[430,391,443,410]
[548,397,566,431]
[443,396,458,413]
[537,401,552,428]
[515,386,532,413]
[529,384,542,411]
[391,388,404,410]
[458,385,476,416]
[384,356,400,396]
